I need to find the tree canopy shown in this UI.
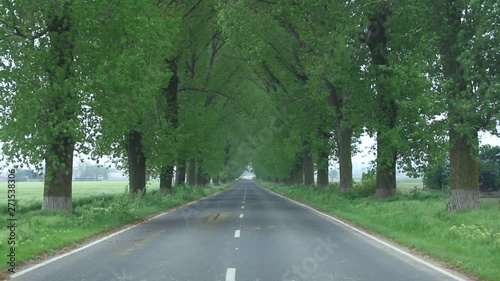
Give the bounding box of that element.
[1,0,498,212]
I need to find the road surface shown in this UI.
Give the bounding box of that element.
[12,181,469,281]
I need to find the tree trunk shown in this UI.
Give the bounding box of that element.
[213,175,220,185]
[196,161,207,186]
[126,130,146,195]
[446,129,480,211]
[158,58,179,193]
[338,127,353,192]
[316,150,329,188]
[375,130,397,198]
[186,159,196,186]
[290,161,303,185]
[324,77,353,192]
[165,59,179,127]
[42,137,74,212]
[196,173,208,186]
[159,166,174,194]
[42,2,75,212]
[365,8,397,198]
[317,168,328,188]
[303,148,315,186]
[175,163,186,185]
[434,1,481,212]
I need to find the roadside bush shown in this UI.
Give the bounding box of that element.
[350,170,376,198]
[423,159,450,190]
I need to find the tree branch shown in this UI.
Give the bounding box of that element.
[178,87,249,114]
[183,0,203,19]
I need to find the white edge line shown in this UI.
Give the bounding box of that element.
[225,268,236,281]
[234,230,241,238]
[11,223,138,278]
[261,186,469,281]
[11,187,231,279]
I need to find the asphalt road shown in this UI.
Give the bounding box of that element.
[12,181,469,281]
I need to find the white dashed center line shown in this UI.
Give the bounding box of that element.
[226,268,236,281]
[239,214,244,218]
[234,230,241,238]
[241,206,244,209]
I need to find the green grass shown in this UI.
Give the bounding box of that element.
[0,181,231,271]
[261,182,500,281]
[396,179,424,190]
[0,181,160,209]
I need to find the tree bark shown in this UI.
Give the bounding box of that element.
[175,163,186,185]
[446,129,481,211]
[316,150,329,188]
[338,127,353,192]
[42,1,75,212]
[126,130,146,195]
[375,132,397,198]
[303,148,315,186]
[317,168,328,188]
[159,166,174,194]
[43,137,74,212]
[186,159,196,186]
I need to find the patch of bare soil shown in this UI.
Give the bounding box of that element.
[0,271,10,281]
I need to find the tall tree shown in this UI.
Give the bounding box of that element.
[158,59,180,194]
[0,1,90,211]
[87,0,176,195]
[364,6,398,198]
[432,0,499,211]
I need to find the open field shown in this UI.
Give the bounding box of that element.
[262,182,500,281]
[0,181,159,208]
[396,179,424,190]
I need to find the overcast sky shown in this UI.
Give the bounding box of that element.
[351,130,500,170]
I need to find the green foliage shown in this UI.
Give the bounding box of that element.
[0,1,85,168]
[423,159,450,190]
[87,0,178,162]
[479,145,500,191]
[351,170,377,198]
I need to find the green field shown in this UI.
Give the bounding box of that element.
[396,179,424,190]
[0,181,159,207]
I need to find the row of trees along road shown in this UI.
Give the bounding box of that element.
[0,1,498,212]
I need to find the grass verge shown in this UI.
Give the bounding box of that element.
[260,182,500,281]
[0,183,231,272]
